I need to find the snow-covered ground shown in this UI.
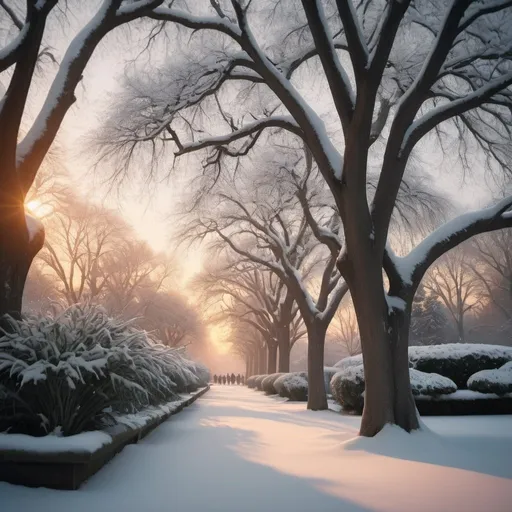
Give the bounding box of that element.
[1,386,511,512]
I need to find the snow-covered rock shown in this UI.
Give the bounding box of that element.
[467,362,512,395]
[274,372,308,401]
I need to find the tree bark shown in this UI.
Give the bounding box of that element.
[306,319,328,410]
[267,342,277,374]
[0,204,44,322]
[277,324,291,372]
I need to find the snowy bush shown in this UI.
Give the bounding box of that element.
[330,367,365,412]
[262,373,285,395]
[330,366,456,413]
[0,304,209,436]
[254,375,267,391]
[247,375,258,388]
[409,344,512,389]
[324,367,339,394]
[467,362,512,396]
[334,354,363,370]
[410,369,457,396]
[273,372,308,401]
[334,344,512,389]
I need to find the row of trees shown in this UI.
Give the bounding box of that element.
[2,1,512,437]
[23,168,205,349]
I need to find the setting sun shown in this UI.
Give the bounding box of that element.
[26,199,53,218]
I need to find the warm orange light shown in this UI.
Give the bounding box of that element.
[26,200,53,218]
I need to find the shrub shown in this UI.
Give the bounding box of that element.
[409,344,512,389]
[330,367,365,412]
[247,375,258,388]
[0,304,209,436]
[274,372,308,401]
[262,373,285,395]
[410,369,457,396]
[467,362,512,395]
[324,367,339,394]
[330,366,457,413]
[254,374,267,390]
[334,344,512,390]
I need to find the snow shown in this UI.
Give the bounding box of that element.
[0,392,203,452]
[409,368,457,395]
[0,431,111,454]
[1,386,511,512]
[386,294,406,313]
[416,389,512,401]
[395,196,512,284]
[25,214,44,243]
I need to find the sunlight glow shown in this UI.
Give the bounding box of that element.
[26,200,54,219]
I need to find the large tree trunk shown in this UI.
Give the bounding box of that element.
[306,320,328,410]
[277,325,291,373]
[267,342,277,374]
[0,198,44,324]
[343,248,418,436]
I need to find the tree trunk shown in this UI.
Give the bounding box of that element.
[306,320,328,410]
[257,344,267,374]
[341,242,396,436]
[267,342,277,374]
[343,250,419,436]
[245,355,252,379]
[277,325,291,373]
[389,303,419,432]
[0,203,44,323]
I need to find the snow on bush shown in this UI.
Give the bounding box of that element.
[409,344,512,389]
[330,367,365,412]
[273,372,308,401]
[0,304,209,436]
[246,375,258,388]
[262,373,285,395]
[254,375,268,391]
[410,369,457,396]
[467,362,512,396]
[324,367,339,394]
[330,366,457,413]
[334,354,363,370]
[335,344,512,389]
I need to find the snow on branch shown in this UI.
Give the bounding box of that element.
[394,195,512,287]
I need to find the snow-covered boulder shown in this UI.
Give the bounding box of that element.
[274,372,308,401]
[324,367,339,394]
[410,369,457,396]
[246,375,258,388]
[409,344,512,388]
[467,362,512,396]
[262,373,285,395]
[330,366,365,412]
[254,374,268,391]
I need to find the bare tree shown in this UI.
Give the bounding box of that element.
[333,297,361,357]
[96,0,512,436]
[470,229,512,322]
[38,201,127,305]
[0,0,168,319]
[424,247,481,342]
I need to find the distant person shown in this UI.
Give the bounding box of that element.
[227,374,231,385]
[222,375,226,385]
[231,373,236,385]
[241,375,245,386]
[236,374,241,385]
